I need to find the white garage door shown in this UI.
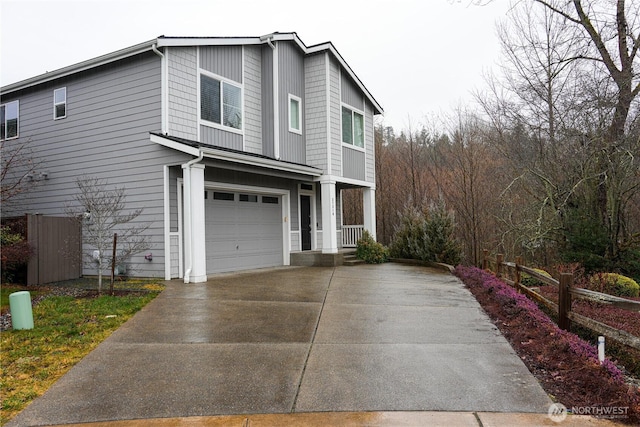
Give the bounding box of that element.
[205,190,283,273]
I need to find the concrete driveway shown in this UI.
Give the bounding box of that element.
[8,263,553,426]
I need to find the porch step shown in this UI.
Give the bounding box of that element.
[343,252,365,266]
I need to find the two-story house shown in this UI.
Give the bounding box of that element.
[0,33,383,282]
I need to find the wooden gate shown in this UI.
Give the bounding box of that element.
[26,214,82,285]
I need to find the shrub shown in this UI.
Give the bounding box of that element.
[520,268,552,287]
[587,272,640,298]
[389,199,462,265]
[0,225,34,283]
[356,230,389,264]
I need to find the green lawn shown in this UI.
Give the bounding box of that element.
[0,286,162,425]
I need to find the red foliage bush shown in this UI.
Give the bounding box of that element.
[456,266,640,424]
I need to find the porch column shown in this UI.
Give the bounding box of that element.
[321,180,338,253]
[363,187,377,240]
[182,162,207,283]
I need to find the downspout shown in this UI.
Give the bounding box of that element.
[151,43,168,134]
[182,151,204,283]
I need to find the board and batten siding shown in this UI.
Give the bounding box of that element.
[199,46,243,83]
[342,147,365,181]
[278,41,305,164]
[303,53,327,171]
[167,47,198,140]
[341,73,364,111]
[261,45,275,158]
[1,52,191,278]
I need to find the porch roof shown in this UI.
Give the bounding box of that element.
[150,132,323,178]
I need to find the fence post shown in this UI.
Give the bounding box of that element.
[515,256,522,285]
[482,249,488,270]
[496,254,503,278]
[559,273,573,331]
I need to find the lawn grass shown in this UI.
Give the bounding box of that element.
[0,289,162,425]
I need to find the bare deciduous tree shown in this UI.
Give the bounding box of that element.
[1,138,40,208]
[66,177,150,294]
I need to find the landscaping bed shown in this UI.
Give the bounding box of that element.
[455,266,640,424]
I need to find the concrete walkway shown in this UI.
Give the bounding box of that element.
[8,263,605,426]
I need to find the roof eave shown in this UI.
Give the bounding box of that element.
[2,39,158,95]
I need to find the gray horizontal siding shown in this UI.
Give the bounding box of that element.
[329,57,342,176]
[1,52,191,278]
[199,46,243,83]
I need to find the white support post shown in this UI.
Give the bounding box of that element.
[363,187,376,240]
[321,180,338,253]
[182,163,207,283]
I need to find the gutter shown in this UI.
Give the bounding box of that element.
[182,151,204,283]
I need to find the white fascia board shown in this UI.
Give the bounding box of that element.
[157,37,263,47]
[150,134,201,156]
[200,146,322,177]
[307,43,383,115]
[2,40,157,94]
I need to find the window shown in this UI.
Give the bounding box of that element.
[262,196,279,204]
[288,94,302,134]
[54,87,66,119]
[213,192,235,201]
[239,194,258,202]
[1,100,19,140]
[200,73,242,130]
[342,106,364,148]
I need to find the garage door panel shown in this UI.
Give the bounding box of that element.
[205,191,283,274]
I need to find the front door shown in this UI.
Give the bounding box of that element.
[300,195,312,251]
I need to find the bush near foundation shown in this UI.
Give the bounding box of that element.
[356,230,389,264]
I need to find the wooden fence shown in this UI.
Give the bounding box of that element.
[482,250,640,351]
[26,214,82,285]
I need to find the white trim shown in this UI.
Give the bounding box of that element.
[241,45,246,151]
[198,69,244,135]
[317,173,376,190]
[273,41,280,159]
[177,178,184,278]
[325,52,332,174]
[1,100,19,140]
[53,87,67,120]
[163,166,171,280]
[340,103,365,151]
[150,134,200,156]
[205,181,291,267]
[288,93,302,135]
[298,183,317,251]
[161,48,169,134]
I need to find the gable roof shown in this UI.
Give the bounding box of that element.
[1,32,383,114]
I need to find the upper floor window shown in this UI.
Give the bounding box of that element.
[54,87,67,119]
[200,73,242,131]
[342,106,364,148]
[1,100,19,140]
[289,94,302,134]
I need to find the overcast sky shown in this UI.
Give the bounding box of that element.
[1,0,512,132]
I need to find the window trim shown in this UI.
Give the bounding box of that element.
[53,87,67,120]
[198,69,244,135]
[341,104,365,151]
[1,100,19,141]
[288,94,302,135]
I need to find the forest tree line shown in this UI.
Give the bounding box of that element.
[343,0,640,278]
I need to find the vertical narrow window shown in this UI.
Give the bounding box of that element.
[341,106,353,144]
[353,111,364,148]
[54,87,67,119]
[1,100,19,140]
[289,94,301,134]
